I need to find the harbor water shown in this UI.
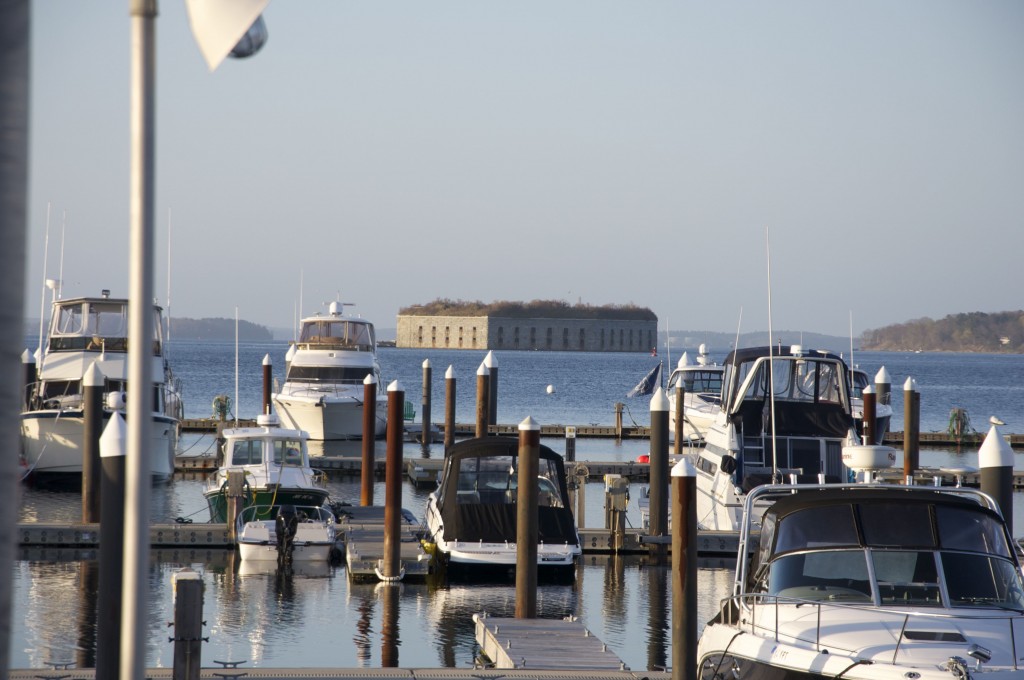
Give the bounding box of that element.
[12,343,1024,671]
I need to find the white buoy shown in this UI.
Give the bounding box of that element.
[546,385,555,394]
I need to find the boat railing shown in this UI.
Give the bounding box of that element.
[722,592,1021,669]
[294,339,373,353]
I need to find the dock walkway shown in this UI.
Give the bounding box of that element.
[9,668,663,679]
[474,614,630,671]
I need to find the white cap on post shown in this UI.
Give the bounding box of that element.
[423,359,431,369]
[650,386,669,412]
[388,380,402,393]
[84,362,105,388]
[979,422,1014,468]
[671,457,696,477]
[262,353,271,366]
[875,366,890,384]
[445,365,454,379]
[477,362,488,376]
[100,412,127,458]
[519,416,540,432]
[484,351,497,368]
[363,373,377,386]
[904,377,917,391]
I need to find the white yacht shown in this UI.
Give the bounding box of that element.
[692,345,861,531]
[666,344,724,443]
[235,504,338,564]
[272,302,387,440]
[20,290,183,480]
[697,481,1024,679]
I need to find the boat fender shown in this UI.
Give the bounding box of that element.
[636,454,650,464]
[720,455,737,474]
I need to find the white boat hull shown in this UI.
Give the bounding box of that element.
[237,518,337,563]
[273,392,387,440]
[20,410,178,480]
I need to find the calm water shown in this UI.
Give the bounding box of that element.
[12,343,1024,670]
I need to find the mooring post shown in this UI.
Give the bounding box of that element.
[903,377,919,482]
[475,361,489,438]
[225,470,245,542]
[382,380,404,580]
[421,359,432,447]
[649,387,670,562]
[614,402,624,439]
[979,420,1014,536]
[171,568,204,680]
[874,366,891,427]
[261,354,272,415]
[444,365,456,455]
[82,362,104,523]
[484,351,498,427]
[22,348,34,410]
[516,416,540,619]
[862,384,877,446]
[671,457,697,680]
[575,464,588,529]
[673,384,685,455]
[96,413,126,679]
[565,425,576,462]
[361,373,377,506]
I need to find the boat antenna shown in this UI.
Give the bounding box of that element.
[234,307,239,427]
[57,209,66,300]
[849,310,854,369]
[765,228,779,482]
[166,208,172,344]
[37,202,52,357]
[724,306,743,408]
[665,317,672,375]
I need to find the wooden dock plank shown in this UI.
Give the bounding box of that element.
[474,615,629,671]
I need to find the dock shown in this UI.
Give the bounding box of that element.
[474,614,630,671]
[335,505,433,580]
[9,667,663,679]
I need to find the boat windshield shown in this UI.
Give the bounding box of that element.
[850,370,869,399]
[286,366,376,384]
[48,299,163,353]
[299,319,375,351]
[270,440,305,466]
[668,369,723,395]
[740,357,844,405]
[449,455,565,508]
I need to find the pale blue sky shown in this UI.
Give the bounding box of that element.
[25,1,1024,337]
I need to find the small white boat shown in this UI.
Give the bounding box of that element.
[666,344,723,443]
[697,481,1024,679]
[20,290,183,480]
[424,437,581,575]
[272,301,387,440]
[236,504,339,563]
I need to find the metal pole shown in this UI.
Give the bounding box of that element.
[484,350,498,427]
[475,361,489,438]
[421,359,432,448]
[361,374,377,506]
[171,568,203,680]
[0,1,30,670]
[97,414,127,679]
[671,458,697,680]
[382,381,404,580]
[979,422,1014,536]
[124,2,157,677]
[443,365,455,454]
[649,387,669,562]
[903,377,918,482]
[516,416,540,618]
[82,362,104,523]
[261,353,272,416]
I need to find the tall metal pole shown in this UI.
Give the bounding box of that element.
[382,381,404,580]
[979,421,1014,536]
[261,353,272,416]
[82,362,105,523]
[0,1,30,670]
[124,1,157,677]
[903,377,918,483]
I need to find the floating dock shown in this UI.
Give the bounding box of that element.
[474,614,630,671]
[335,505,433,581]
[9,667,663,679]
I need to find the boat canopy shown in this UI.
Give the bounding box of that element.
[435,437,578,546]
[46,296,164,354]
[298,318,375,351]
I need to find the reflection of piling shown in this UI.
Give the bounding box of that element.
[382,381,404,580]
[485,351,498,427]
[516,417,540,619]
[671,458,697,680]
[979,423,1014,536]
[421,359,432,448]
[76,560,99,670]
[903,378,919,481]
[380,580,400,667]
[444,365,456,455]
[261,354,272,415]
[475,362,489,438]
[171,568,204,680]
[361,374,377,506]
[96,413,126,678]
[646,564,668,673]
[862,385,876,446]
[648,388,669,562]
[225,471,246,542]
[673,385,685,455]
[82,362,104,523]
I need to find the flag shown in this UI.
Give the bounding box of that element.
[627,362,662,398]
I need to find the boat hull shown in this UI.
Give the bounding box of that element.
[236,517,337,563]
[204,487,330,524]
[273,393,387,440]
[20,410,178,480]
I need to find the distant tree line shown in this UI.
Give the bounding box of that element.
[169,317,273,342]
[399,298,658,321]
[860,311,1024,353]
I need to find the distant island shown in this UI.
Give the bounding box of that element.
[399,298,657,321]
[169,317,273,342]
[860,311,1022,353]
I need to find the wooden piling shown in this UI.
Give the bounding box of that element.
[225,471,246,542]
[903,377,919,482]
[671,458,697,680]
[673,385,684,455]
[614,402,624,439]
[980,423,1014,536]
[565,426,576,462]
[485,351,498,427]
[171,568,204,680]
[22,348,34,410]
[96,413,127,679]
[382,381,404,580]
[649,388,669,562]
[862,384,876,446]
[475,362,489,438]
[261,353,272,415]
[444,365,455,455]
[82,362,104,523]
[516,417,540,619]
[361,374,377,506]
[421,359,432,447]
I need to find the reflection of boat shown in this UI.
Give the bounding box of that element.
[693,345,860,531]
[272,302,387,440]
[20,290,183,480]
[238,559,332,578]
[849,366,893,444]
[424,437,581,574]
[666,345,723,443]
[204,415,330,523]
[697,482,1024,679]
[236,504,338,563]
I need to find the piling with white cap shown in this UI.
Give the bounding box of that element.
[22,348,35,410]
[444,365,456,454]
[516,416,540,619]
[649,387,670,560]
[862,384,877,445]
[382,381,405,581]
[874,366,891,410]
[361,373,377,506]
[261,353,272,416]
[979,419,1014,536]
[82,362,105,523]
[421,359,432,448]
[671,457,697,680]
[475,361,490,438]
[96,413,127,678]
[484,351,499,427]
[903,377,919,482]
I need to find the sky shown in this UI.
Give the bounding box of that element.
[24,1,1024,338]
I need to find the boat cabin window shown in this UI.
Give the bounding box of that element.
[850,370,869,399]
[738,358,844,406]
[286,366,375,383]
[299,320,375,351]
[768,550,873,602]
[450,455,566,507]
[936,505,1012,557]
[860,503,936,548]
[271,440,305,466]
[668,370,723,395]
[231,439,263,465]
